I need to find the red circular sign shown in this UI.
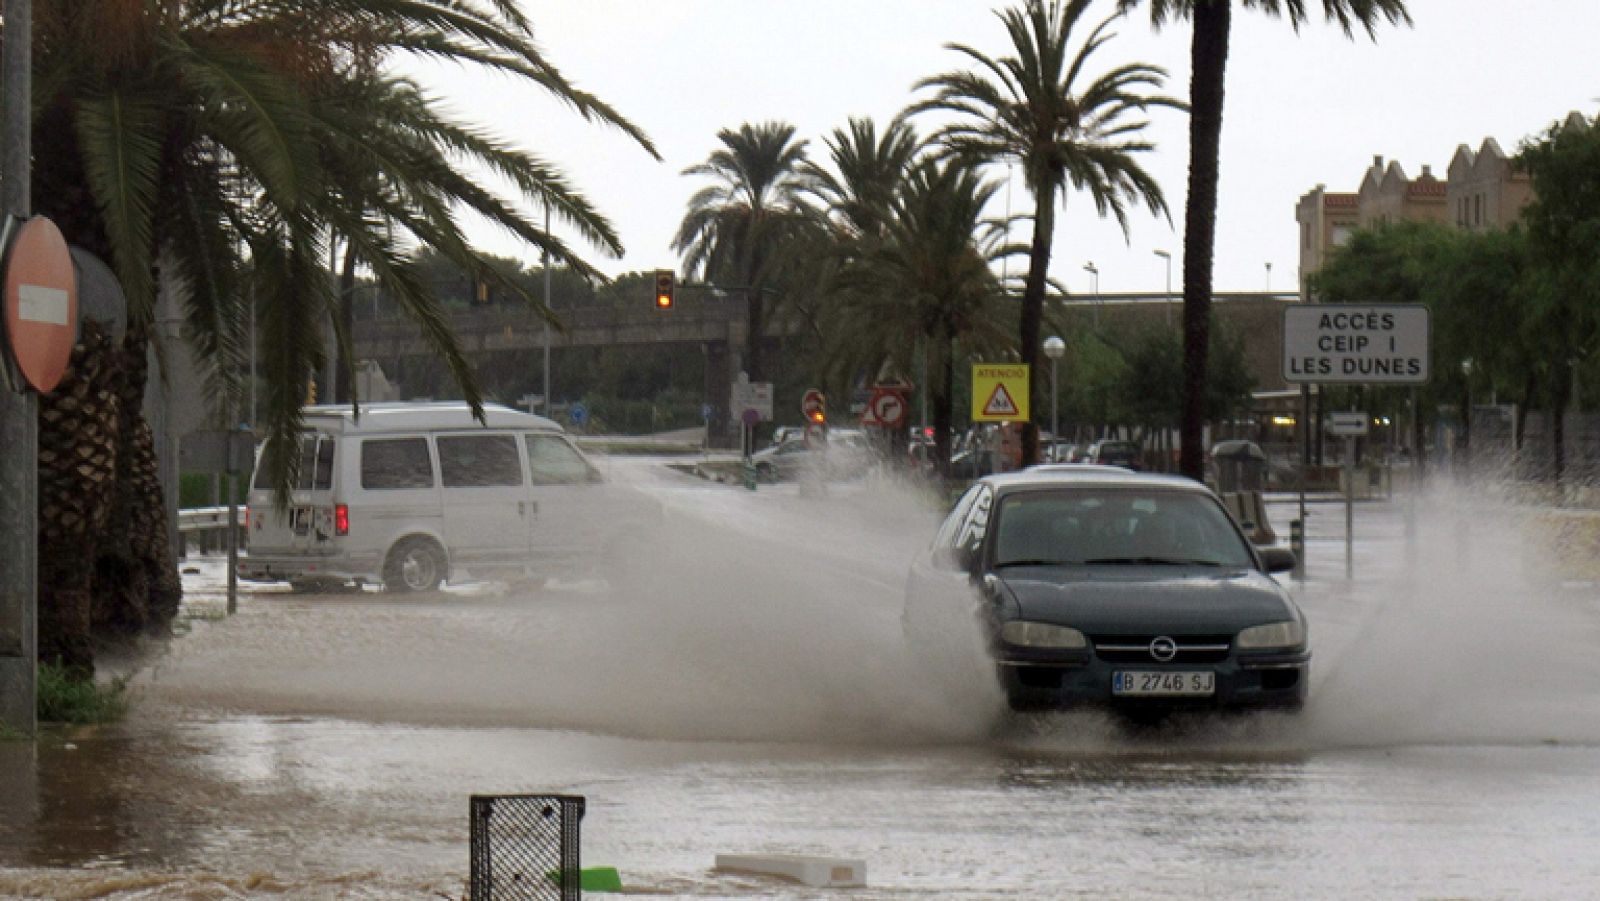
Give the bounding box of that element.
[870,390,907,428]
[801,388,825,416]
[3,217,78,393]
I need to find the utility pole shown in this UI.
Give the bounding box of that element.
[0,0,37,734]
[542,199,552,417]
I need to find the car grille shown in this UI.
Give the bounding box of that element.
[1092,633,1233,664]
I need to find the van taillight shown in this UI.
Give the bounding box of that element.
[335,504,349,536]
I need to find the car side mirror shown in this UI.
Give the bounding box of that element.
[1259,546,1297,574]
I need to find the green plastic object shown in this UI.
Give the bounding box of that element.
[582,867,624,892]
[546,867,624,893]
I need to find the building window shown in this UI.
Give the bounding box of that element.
[1474,194,1482,226]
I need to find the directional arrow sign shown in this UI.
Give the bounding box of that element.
[870,390,907,428]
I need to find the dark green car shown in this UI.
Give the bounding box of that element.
[903,469,1307,712]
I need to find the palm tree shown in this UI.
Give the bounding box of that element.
[1117,0,1410,480]
[805,116,926,240]
[831,159,1014,477]
[28,0,657,672]
[914,0,1179,467]
[797,116,926,399]
[673,122,814,382]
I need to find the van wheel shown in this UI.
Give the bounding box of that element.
[384,538,446,593]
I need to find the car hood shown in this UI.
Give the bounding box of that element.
[996,566,1295,634]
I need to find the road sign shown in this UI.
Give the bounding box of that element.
[3,216,78,393]
[1283,304,1430,385]
[1325,411,1369,436]
[701,403,713,422]
[803,421,827,449]
[569,402,588,426]
[801,388,825,417]
[869,390,907,429]
[972,363,1029,422]
[731,373,773,422]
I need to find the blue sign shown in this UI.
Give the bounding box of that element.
[702,403,713,422]
[569,402,588,426]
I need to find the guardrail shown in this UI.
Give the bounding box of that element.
[178,506,245,556]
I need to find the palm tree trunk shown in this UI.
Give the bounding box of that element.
[745,289,766,382]
[36,322,122,676]
[95,322,182,642]
[1179,0,1232,481]
[1019,178,1059,468]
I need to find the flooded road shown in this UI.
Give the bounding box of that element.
[4,460,1600,899]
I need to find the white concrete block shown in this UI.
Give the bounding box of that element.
[715,853,867,888]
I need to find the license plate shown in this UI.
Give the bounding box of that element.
[1113,671,1215,697]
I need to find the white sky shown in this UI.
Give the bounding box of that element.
[409,0,1599,296]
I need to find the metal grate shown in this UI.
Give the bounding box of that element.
[470,794,585,900]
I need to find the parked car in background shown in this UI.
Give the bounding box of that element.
[1085,440,1143,470]
[1044,441,1082,464]
[902,468,1306,714]
[752,429,872,481]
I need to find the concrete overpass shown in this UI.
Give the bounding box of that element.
[352,290,1300,434]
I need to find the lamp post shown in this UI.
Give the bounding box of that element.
[1153,249,1172,328]
[1083,261,1099,328]
[1265,261,1273,292]
[1044,335,1065,458]
[1460,357,1474,470]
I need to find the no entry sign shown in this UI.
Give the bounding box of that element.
[3,217,78,393]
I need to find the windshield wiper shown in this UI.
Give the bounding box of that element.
[994,558,1071,568]
[1083,556,1225,567]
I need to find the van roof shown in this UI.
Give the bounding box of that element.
[300,402,562,434]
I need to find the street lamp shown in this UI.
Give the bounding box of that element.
[1153,249,1172,328]
[1043,335,1065,457]
[1083,261,1099,328]
[1461,357,1474,467]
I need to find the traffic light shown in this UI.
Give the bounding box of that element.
[654,269,675,310]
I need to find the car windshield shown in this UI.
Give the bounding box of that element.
[991,487,1254,569]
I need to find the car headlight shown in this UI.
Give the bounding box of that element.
[1000,621,1087,649]
[1236,621,1305,650]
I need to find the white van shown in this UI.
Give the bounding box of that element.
[240,402,661,592]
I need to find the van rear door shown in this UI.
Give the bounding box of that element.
[248,432,337,555]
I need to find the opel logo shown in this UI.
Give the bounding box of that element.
[1149,636,1178,662]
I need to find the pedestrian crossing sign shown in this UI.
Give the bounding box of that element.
[971,363,1029,422]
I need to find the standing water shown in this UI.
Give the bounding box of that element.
[3,462,1599,898]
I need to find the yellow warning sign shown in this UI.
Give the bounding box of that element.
[971,363,1029,422]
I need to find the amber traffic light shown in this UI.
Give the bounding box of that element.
[654,269,675,310]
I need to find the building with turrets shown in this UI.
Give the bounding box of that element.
[1292,114,1594,297]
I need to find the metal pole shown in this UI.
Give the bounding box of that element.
[226,469,239,615]
[1345,434,1355,581]
[0,0,36,735]
[543,200,551,417]
[1050,357,1059,454]
[1164,256,1172,328]
[248,291,256,427]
